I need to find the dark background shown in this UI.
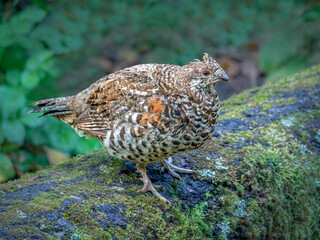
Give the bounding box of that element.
[0,0,319,181]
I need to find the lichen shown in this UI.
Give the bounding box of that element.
[315,129,320,143]
[280,116,296,127]
[0,65,320,239]
[198,169,216,179]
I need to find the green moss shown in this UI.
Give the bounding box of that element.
[284,109,320,146]
[271,64,320,92]
[5,225,54,240]
[235,131,319,239]
[169,202,213,239]
[273,97,296,106]
[0,199,25,226]
[221,85,277,119]
[27,192,67,213]
[196,107,319,238]
[62,201,99,227]
[0,65,320,239]
[221,64,320,120]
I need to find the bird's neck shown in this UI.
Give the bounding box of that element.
[188,87,219,105]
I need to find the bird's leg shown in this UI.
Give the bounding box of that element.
[136,163,171,205]
[160,157,195,180]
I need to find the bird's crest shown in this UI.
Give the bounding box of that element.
[191,53,214,65]
[203,53,214,65]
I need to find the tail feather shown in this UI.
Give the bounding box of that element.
[40,110,74,117]
[29,96,74,118]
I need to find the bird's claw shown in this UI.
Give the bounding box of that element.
[137,164,171,205]
[160,157,195,180]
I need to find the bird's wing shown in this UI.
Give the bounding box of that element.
[73,71,161,136]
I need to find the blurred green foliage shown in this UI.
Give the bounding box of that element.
[0,3,102,181]
[0,0,319,181]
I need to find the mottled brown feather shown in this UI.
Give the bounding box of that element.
[73,72,156,133]
[30,53,229,164]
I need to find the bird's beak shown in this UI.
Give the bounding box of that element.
[211,74,229,86]
[219,74,229,81]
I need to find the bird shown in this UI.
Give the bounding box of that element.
[29,53,228,204]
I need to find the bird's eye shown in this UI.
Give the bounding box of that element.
[202,68,211,76]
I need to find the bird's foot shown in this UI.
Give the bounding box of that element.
[137,164,171,205]
[160,157,195,180]
[139,178,162,189]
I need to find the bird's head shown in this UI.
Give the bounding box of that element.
[185,53,229,92]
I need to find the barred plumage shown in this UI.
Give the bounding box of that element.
[29,53,228,204]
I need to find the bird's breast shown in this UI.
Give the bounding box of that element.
[101,93,219,164]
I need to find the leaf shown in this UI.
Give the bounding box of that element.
[17,150,48,173]
[0,24,13,48]
[303,6,320,22]
[30,0,48,11]
[20,107,44,128]
[2,120,26,145]
[11,19,32,35]
[30,26,68,54]
[0,86,26,120]
[25,50,54,71]
[9,7,46,35]
[6,69,21,86]
[0,44,28,71]
[18,7,46,25]
[63,34,84,51]
[21,70,40,90]
[17,150,37,173]
[75,138,101,154]
[47,125,79,153]
[0,126,4,145]
[25,128,49,145]
[0,153,16,182]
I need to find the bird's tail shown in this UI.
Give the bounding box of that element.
[29,96,75,118]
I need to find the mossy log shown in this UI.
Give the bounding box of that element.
[1,65,320,240]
